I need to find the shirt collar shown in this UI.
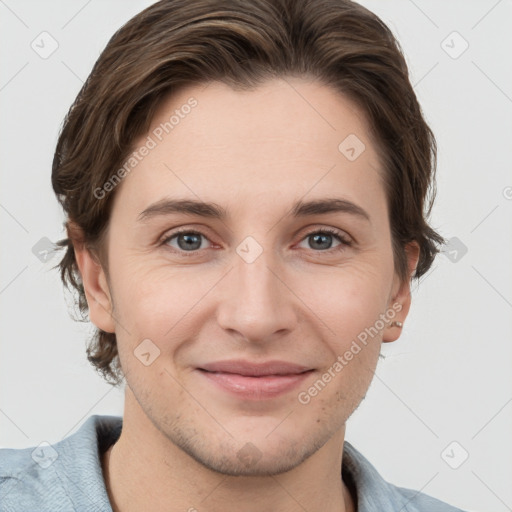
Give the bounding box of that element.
[77,415,408,511]
[0,414,423,511]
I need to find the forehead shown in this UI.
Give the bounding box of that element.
[112,78,385,220]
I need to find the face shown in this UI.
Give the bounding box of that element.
[78,78,417,476]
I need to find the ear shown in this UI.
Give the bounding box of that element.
[69,224,116,334]
[382,241,420,343]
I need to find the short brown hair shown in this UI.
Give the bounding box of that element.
[52,0,444,386]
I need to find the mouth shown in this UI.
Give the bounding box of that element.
[196,360,315,400]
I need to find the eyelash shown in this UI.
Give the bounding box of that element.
[160,227,353,258]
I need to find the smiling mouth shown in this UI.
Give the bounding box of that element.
[196,365,314,400]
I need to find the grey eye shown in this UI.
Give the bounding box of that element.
[308,233,337,250]
[167,232,205,251]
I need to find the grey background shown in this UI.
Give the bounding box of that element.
[1,1,511,511]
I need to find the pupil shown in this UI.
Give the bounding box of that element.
[179,233,201,250]
[312,233,331,250]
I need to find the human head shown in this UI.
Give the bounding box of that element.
[52,0,444,386]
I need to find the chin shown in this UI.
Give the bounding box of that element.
[179,438,315,477]
[162,416,332,477]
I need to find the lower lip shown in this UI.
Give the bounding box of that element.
[198,369,313,400]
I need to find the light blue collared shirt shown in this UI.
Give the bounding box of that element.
[0,415,467,511]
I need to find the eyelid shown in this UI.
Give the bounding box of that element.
[300,225,352,242]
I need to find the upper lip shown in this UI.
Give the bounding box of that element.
[198,360,312,377]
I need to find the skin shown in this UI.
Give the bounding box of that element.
[74,77,419,512]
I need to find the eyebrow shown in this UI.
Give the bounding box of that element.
[137,197,371,223]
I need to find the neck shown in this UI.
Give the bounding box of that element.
[102,390,356,512]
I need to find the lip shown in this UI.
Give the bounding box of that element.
[199,359,312,376]
[197,360,314,400]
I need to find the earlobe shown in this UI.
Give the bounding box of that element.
[382,241,420,343]
[72,236,116,334]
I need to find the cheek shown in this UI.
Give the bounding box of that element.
[296,340,380,432]
[298,262,390,340]
[295,263,388,406]
[110,256,205,332]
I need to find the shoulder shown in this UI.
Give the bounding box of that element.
[0,415,122,512]
[342,441,468,512]
[0,442,64,512]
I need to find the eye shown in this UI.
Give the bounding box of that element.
[161,227,352,257]
[162,229,210,254]
[298,228,352,252]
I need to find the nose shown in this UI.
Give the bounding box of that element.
[216,245,298,344]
